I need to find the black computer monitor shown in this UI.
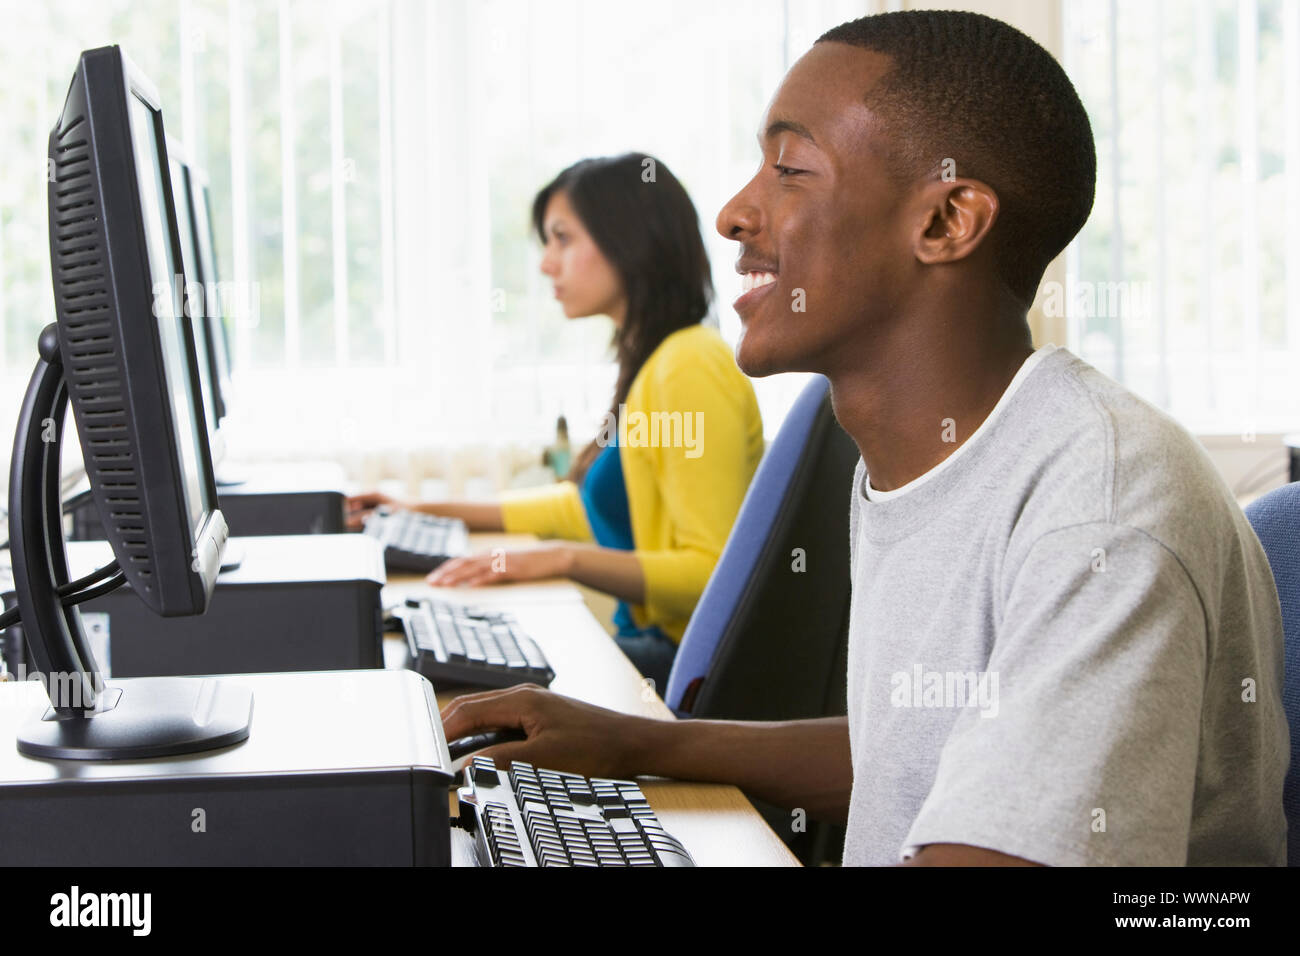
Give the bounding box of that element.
[187,165,233,424]
[3,45,250,759]
[167,141,224,465]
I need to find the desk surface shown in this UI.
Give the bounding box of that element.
[385,534,799,867]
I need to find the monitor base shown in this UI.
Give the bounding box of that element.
[16,676,252,760]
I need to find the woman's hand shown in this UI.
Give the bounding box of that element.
[426,544,573,587]
[345,491,404,531]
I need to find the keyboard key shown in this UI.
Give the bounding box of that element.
[481,634,507,667]
[460,757,695,868]
[470,761,499,788]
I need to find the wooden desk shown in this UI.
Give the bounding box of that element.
[384,534,799,867]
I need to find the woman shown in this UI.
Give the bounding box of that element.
[348,153,764,688]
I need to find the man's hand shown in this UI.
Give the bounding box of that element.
[440,684,655,779]
[441,687,1046,867]
[442,687,854,822]
[345,491,402,531]
[426,545,572,588]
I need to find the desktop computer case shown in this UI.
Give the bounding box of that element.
[211,461,350,536]
[216,489,346,536]
[65,534,385,677]
[68,487,347,539]
[0,670,454,865]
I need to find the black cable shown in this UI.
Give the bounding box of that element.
[0,565,127,630]
[56,560,120,598]
[60,569,126,606]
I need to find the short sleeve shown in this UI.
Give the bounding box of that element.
[901,522,1207,866]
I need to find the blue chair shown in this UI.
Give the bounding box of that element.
[664,375,859,721]
[1244,482,1300,866]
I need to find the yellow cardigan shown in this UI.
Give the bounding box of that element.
[500,324,764,643]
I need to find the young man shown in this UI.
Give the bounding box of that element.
[441,11,1290,866]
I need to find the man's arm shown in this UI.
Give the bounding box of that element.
[439,686,854,824]
[441,687,1047,860]
[902,845,1042,866]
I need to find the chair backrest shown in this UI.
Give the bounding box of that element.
[664,375,859,720]
[1244,482,1300,866]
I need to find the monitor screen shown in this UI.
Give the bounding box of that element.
[125,93,210,540]
[167,152,221,450]
[190,177,233,407]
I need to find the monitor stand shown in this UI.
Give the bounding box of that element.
[17,677,252,760]
[7,326,253,760]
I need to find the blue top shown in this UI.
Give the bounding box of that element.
[578,442,639,635]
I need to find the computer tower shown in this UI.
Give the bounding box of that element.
[217,489,347,536]
[66,486,348,539]
[60,535,385,678]
[0,670,455,865]
[68,487,347,539]
[214,459,350,535]
[66,460,350,539]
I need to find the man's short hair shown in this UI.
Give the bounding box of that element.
[818,11,1097,304]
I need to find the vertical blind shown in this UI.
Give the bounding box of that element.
[1063,0,1300,436]
[3,0,873,476]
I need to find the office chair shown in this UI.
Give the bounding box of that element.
[662,375,858,865]
[1244,482,1300,867]
[664,374,858,719]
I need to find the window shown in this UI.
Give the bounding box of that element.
[1062,0,1300,436]
[2,0,867,481]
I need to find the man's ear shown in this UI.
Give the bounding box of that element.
[913,179,1000,266]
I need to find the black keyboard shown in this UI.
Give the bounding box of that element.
[398,598,555,688]
[363,508,469,572]
[457,756,695,867]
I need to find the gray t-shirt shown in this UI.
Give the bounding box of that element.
[843,346,1289,866]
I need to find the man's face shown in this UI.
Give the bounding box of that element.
[717,44,913,377]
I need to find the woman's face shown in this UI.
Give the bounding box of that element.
[538,191,626,323]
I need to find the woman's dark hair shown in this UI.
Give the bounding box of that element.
[532,152,713,483]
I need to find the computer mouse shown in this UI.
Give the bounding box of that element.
[447,728,528,761]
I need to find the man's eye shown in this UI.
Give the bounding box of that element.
[774,165,804,178]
